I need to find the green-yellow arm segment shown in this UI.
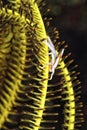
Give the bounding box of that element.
[19,0,49,129]
[0,8,27,128]
[59,60,75,130]
[59,58,83,129]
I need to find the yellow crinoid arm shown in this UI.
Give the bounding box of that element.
[0,8,27,128]
[59,61,75,130]
[15,0,49,129]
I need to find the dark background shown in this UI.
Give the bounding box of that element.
[46,0,87,129]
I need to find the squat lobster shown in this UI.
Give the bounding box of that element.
[44,36,64,80]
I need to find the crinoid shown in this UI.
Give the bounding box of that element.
[0,0,84,130]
